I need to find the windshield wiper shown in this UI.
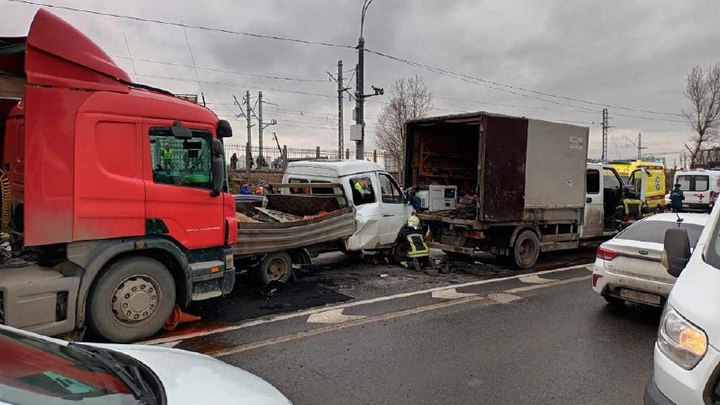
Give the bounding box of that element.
[69,344,157,405]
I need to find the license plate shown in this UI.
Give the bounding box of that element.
[619,289,661,305]
[683,204,689,208]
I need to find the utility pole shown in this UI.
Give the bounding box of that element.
[233,92,254,177]
[355,42,365,160]
[258,91,264,159]
[637,133,646,160]
[601,108,608,161]
[328,61,354,160]
[337,60,344,160]
[256,91,277,168]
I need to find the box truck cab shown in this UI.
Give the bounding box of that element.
[610,160,666,210]
[644,205,720,404]
[673,169,720,213]
[281,160,413,252]
[581,163,631,238]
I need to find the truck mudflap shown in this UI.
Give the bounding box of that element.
[0,265,79,336]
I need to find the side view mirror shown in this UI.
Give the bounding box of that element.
[217,119,233,138]
[662,228,691,277]
[210,139,224,197]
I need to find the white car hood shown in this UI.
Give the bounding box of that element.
[97,344,291,405]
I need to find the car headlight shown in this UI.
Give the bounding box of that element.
[658,306,708,370]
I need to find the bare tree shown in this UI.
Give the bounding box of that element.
[375,76,433,184]
[683,63,720,167]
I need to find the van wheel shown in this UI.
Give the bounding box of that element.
[88,257,176,343]
[512,230,540,269]
[252,252,292,286]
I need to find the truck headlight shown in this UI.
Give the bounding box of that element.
[658,306,707,370]
[225,254,234,270]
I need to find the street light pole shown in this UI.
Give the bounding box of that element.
[355,0,373,161]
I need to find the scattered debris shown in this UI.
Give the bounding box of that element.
[379,273,388,278]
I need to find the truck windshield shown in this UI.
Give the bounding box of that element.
[677,175,709,191]
[0,327,140,404]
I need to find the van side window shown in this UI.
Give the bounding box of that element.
[150,128,212,189]
[289,178,309,194]
[378,173,403,204]
[586,169,600,194]
[349,176,376,206]
[603,169,622,190]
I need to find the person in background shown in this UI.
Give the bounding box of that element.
[670,183,685,213]
[240,183,251,195]
[230,153,238,170]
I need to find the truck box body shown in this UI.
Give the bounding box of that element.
[405,112,588,225]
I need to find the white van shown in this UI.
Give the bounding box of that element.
[645,204,720,404]
[673,169,720,213]
[282,160,413,252]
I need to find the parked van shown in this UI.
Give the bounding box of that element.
[673,169,720,212]
[282,160,413,252]
[645,204,720,404]
[610,160,666,210]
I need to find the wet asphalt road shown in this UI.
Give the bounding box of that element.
[218,273,662,405]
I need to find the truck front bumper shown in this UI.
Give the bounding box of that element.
[0,265,80,336]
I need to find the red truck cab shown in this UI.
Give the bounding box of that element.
[0,10,238,342]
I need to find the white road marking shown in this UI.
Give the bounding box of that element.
[306,309,365,324]
[141,263,592,346]
[431,289,479,300]
[207,273,592,358]
[155,341,181,348]
[505,275,591,294]
[519,274,554,284]
[487,293,523,304]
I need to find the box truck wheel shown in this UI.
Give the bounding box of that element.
[87,257,176,343]
[252,252,292,286]
[512,230,540,269]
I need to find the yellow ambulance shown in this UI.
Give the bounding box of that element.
[609,160,666,210]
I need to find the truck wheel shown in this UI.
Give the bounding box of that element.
[253,252,292,286]
[512,230,540,269]
[87,257,176,343]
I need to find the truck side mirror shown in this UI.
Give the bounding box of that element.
[210,139,224,197]
[217,119,233,138]
[662,228,691,277]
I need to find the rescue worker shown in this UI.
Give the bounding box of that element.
[240,183,251,195]
[670,183,685,213]
[398,212,430,271]
[162,144,173,170]
[353,178,372,203]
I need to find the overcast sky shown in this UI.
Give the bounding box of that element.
[4,0,719,165]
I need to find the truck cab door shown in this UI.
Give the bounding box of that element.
[143,121,225,250]
[580,167,603,238]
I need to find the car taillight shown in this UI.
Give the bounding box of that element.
[592,273,602,287]
[597,246,618,261]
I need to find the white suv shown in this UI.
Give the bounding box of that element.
[645,205,720,404]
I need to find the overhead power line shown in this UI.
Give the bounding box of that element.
[6,0,354,49]
[112,55,327,83]
[365,48,684,118]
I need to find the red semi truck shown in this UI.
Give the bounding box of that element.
[0,10,238,342]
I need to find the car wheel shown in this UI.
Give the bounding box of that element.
[88,257,176,343]
[252,252,292,286]
[513,230,540,269]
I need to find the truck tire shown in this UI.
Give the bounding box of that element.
[252,252,292,286]
[512,230,540,269]
[87,257,176,343]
